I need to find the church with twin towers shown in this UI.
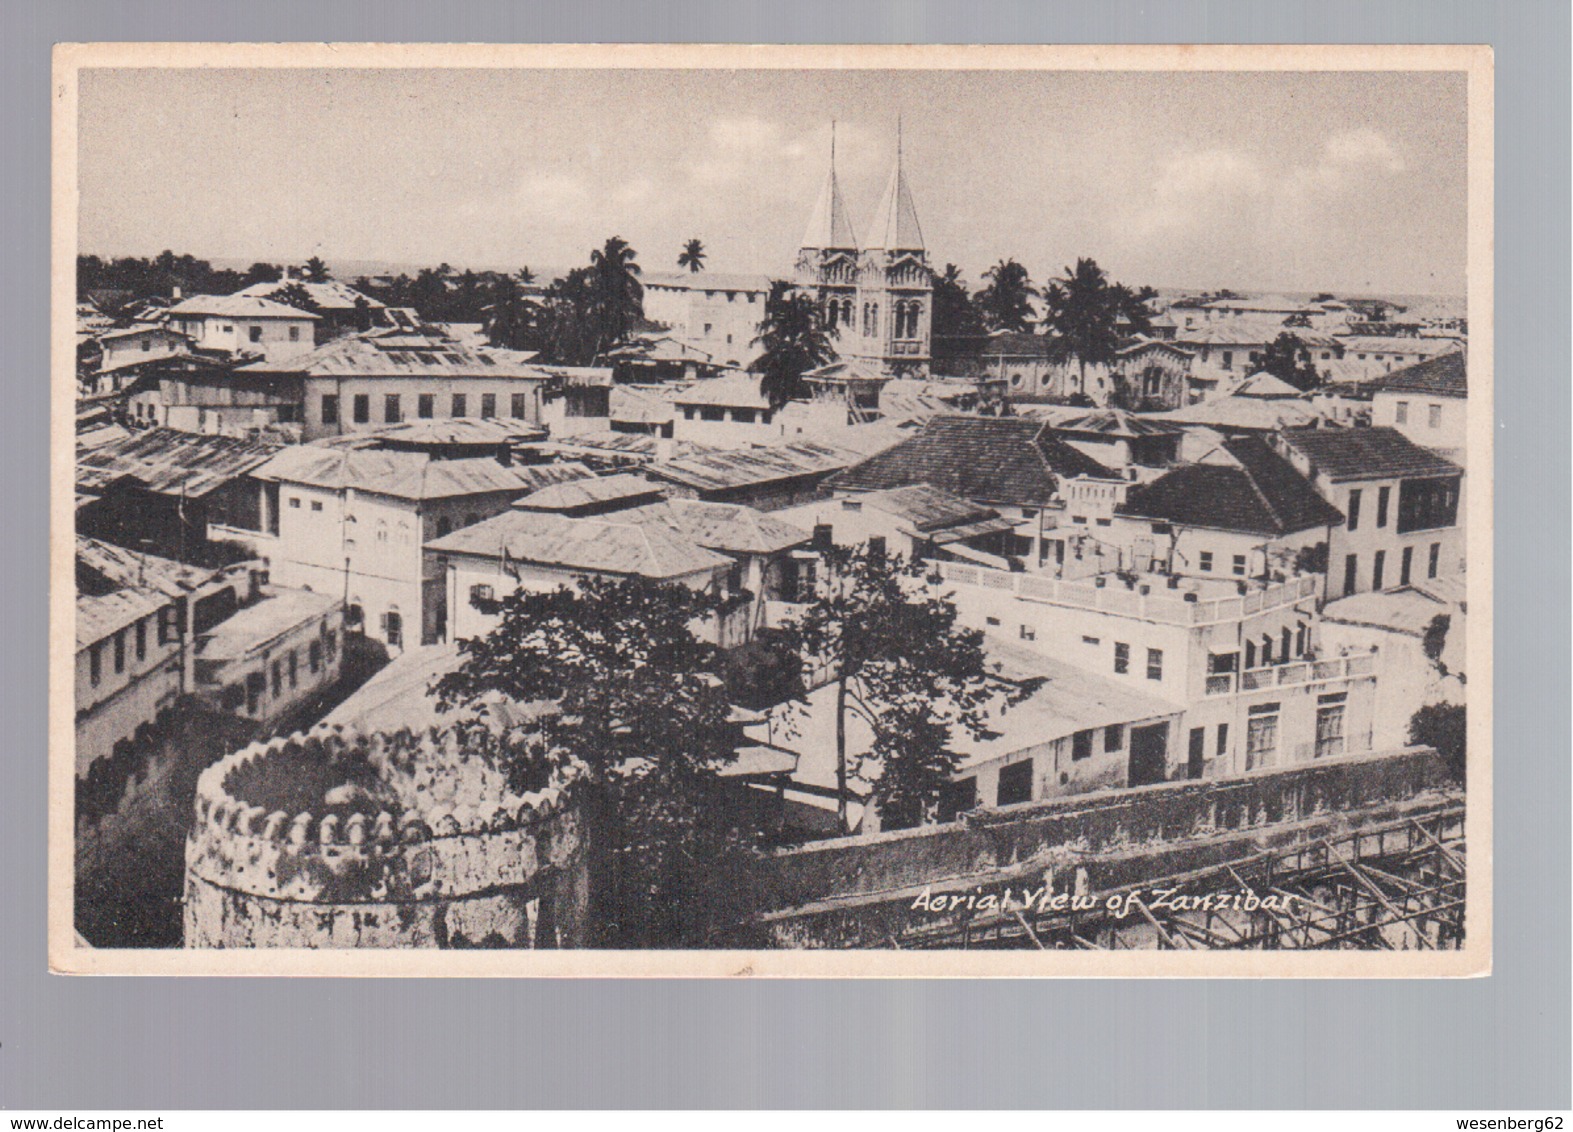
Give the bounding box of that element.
[793,125,934,377]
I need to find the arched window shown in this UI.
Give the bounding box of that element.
[870,303,879,337]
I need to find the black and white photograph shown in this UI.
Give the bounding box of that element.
[52,44,1491,975]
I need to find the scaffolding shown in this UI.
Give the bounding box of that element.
[894,807,1467,951]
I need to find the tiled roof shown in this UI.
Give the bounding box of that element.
[77,587,171,650]
[319,416,546,449]
[232,279,386,311]
[1119,436,1344,536]
[237,329,556,378]
[667,373,772,409]
[826,415,1116,507]
[76,428,284,498]
[424,509,730,579]
[511,473,665,513]
[1230,371,1306,399]
[646,441,858,493]
[1276,426,1464,483]
[621,499,809,555]
[254,446,592,500]
[1369,351,1467,398]
[167,294,319,320]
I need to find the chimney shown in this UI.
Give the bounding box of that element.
[171,285,182,301]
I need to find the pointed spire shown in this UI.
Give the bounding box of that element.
[865,118,925,253]
[800,121,858,252]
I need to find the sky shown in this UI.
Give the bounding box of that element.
[78,67,1468,297]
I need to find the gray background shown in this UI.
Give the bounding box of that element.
[5,0,1566,1111]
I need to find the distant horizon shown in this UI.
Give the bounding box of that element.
[79,68,1469,298]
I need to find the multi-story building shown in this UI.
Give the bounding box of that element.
[1368,351,1468,463]
[639,275,772,369]
[76,585,185,778]
[164,294,320,363]
[668,373,784,447]
[1273,426,1465,598]
[247,446,594,650]
[190,587,345,729]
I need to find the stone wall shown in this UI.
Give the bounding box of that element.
[184,724,588,948]
[756,745,1457,931]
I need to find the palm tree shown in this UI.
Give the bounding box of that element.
[588,236,644,355]
[751,280,835,409]
[976,259,1038,333]
[515,266,536,286]
[677,238,707,274]
[1041,257,1156,394]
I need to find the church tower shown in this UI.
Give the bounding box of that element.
[794,124,860,338]
[853,121,932,376]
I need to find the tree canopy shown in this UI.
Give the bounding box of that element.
[975,259,1038,333]
[1041,258,1156,371]
[751,280,835,409]
[1258,331,1323,391]
[434,575,759,947]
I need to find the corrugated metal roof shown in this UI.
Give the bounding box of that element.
[1052,409,1184,438]
[1231,371,1307,399]
[1322,582,1464,637]
[621,499,809,555]
[195,587,341,661]
[642,271,774,293]
[232,279,386,311]
[77,536,220,599]
[667,373,772,409]
[425,508,730,579]
[512,473,665,513]
[1175,321,1342,348]
[1336,336,1461,356]
[76,428,284,498]
[237,329,559,378]
[1146,396,1318,432]
[254,446,593,500]
[647,441,858,493]
[167,294,319,320]
[320,417,546,449]
[77,587,171,649]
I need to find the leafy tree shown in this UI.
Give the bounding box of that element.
[750,280,835,409]
[1422,613,1453,676]
[975,258,1038,333]
[1409,702,1465,783]
[1258,331,1322,391]
[302,256,332,282]
[1041,258,1156,393]
[352,295,374,332]
[677,238,707,274]
[272,282,321,314]
[246,262,284,285]
[779,545,1032,831]
[434,575,760,947]
[588,236,645,355]
[930,263,986,341]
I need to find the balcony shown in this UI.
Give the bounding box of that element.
[933,561,1319,627]
[1204,652,1376,697]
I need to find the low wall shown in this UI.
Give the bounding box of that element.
[184,724,588,948]
[757,745,1456,919]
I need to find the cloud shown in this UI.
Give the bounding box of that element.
[685,116,814,187]
[1324,127,1405,174]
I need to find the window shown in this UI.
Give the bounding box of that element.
[470,584,494,607]
[1245,639,1257,669]
[308,640,322,673]
[1104,725,1123,753]
[1260,634,1273,665]
[481,394,497,419]
[383,610,403,648]
[1281,626,1292,660]
[985,616,1000,627]
[157,606,177,644]
[700,406,725,422]
[1245,703,1280,770]
[1428,403,1443,428]
[867,536,887,560]
[1095,517,1111,527]
[321,394,339,424]
[245,671,264,714]
[1428,542,1441,579]
[418,394,435,419]
[511,393,528,419]
[1394,400,1409,424]
[271,659,283,698]
[1221,350,1233,370]
[1071,515,1088,525]
[452,394,467,417]
[1372,549,1386,591]
[288,497,301,509]
[733,408,757,424]
[135,618,147,661]
[1071,730,1094,761]
[289,326,300,341]
[288,650,298,689]
[88,643,102,686]
[1347,488,1362,530]
[1376,486,1391,528]
[1232,554,1246,577]
[141,338,151,352]
[1019,624,1036,642]
[324,629,337,661]
[1081,635,1100,646]
[1216,722,1229,758]
[1113,642,1129,674]
[1199,551,1214,572]
[353,394,370,424]
[1315,693,1348,758]
[1150,522,1172,535]
[384,394,401,423]
[1343,553,1358,596]
[1398,477,1460,533]
[996,760,1033,806]
[1400,545,1414,586]
[310,500,323,513]
[110,630,126,674]
[1146,648,1163,681]
[249,325,263,343]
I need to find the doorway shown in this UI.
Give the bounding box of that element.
[1128,722,1170,787]
[1187,726,1206,779]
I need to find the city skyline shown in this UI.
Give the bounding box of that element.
[78,67,1468,297]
